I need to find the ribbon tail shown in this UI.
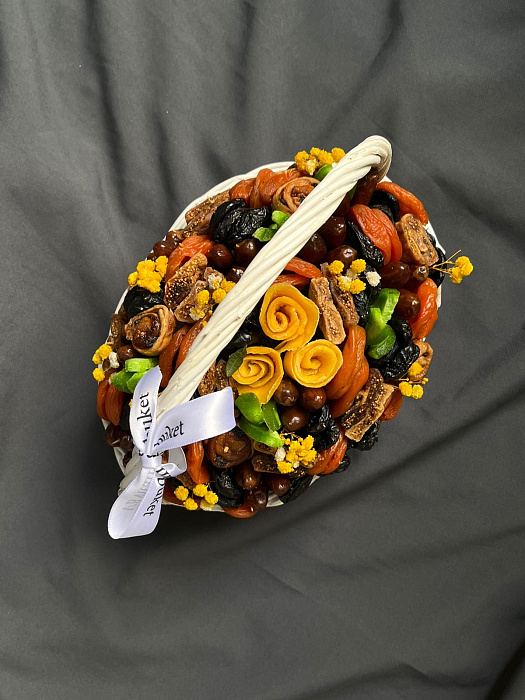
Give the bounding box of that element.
[108,468,163,539]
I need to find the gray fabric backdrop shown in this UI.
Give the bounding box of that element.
[1,1,524,698]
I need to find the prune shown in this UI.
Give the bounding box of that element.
[378,342,420,381]
[209,199,271,246]
[223,325,265,353]
[119,402,130,431]
[334,445,352,473]
[299,232,327,265]
[281,405,309,431]
[346,221,384,269]
[348,421,380,451]
[369,189,400,222]
[212,469,244,509]
[389,315,413,348]
[370,203,394,224]
[428,245,446,287]
[304,404,331,433]
[123,286,164,319]
[244,302,263,328]
[278,474,314,504]
[313,420,340,452]
[353,290,371,326]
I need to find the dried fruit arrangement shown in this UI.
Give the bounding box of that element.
[95,139,473,518]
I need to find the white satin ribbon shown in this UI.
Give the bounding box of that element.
[108,366,235,539]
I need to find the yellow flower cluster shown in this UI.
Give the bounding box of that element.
[127,256,169,293]
[328,258,367,295]
[399,382,424,399]
[212,279,235,303]
[92,343,112,365]
[277,435,317,473]
[450,256,473,284]
[339,278,366,294]
[294,147,346,175]
[398,360,429,399]
[93,368,105,382]
[92,343,113,381]
[173,483,218,511]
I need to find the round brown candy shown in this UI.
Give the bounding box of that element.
[152,239,176,258]
[207,244,233,271]
[317,216,347,249]
[117,344,137,362]
[273,379,299,406]
[266,474,290,496]
[379,261,411,288]
[234,462,261,490]
[298,232,327,265]
[394,289,421,320]
[281,405,309,431]
[234,239,262,266]
[299,387,326,411]
[226,266,245,283]
[324,245,357,270]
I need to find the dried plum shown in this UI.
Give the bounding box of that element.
[209,199,271,246]
[348,421,380,451]
[334,445,352,473]
[353,290,371,326]
[313,420,340,452]
[243,302,263,327]
[223,325,266,354]
[212,469,244,509]
[303,404,331,434]
[389,315,413,348]
[278,474,313,504]
[346,221,384,269]
[428,245,445,287]
[370,203,394,224]
[379,342,420,381]
[369,189,400,222]
[123,286,164,319]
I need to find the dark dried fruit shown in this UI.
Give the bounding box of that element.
[223,325,266,354]
[209,199,271,246]
[375,342,420,381]
[303,404,331,434]
[334,445,352,473]
[212,469,244,509]
[278,474,314,504]
[273,379,299,407]
[348,420,380,451]
[266,474,291,496]
[317,216,347,249]
[389,315,413,348]
[346,221,384,269]
[313,420,340,452]
[281,405,309,432]
[123,286,165,320]
[369,189,401,222]
[370,203,394,223]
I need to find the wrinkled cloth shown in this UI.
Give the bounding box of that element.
[0,1,524,699]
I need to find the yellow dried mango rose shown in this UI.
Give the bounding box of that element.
[259,283,319,352]
[231,346,284,404]
[284,340,343,388]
